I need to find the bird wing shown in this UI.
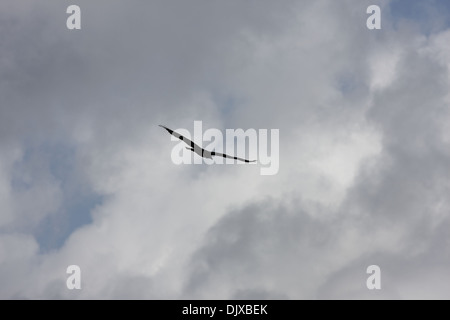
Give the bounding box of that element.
[159,125,202,150]
[211,151,256,163]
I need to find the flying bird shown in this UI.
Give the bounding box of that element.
[159,125,256,163]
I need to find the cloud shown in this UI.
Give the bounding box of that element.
[0,0,449,299]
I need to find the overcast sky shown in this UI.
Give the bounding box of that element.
[1,0,450,299]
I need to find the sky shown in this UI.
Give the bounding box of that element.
[0,0,450,299]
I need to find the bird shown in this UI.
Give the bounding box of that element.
[159,125,256,163]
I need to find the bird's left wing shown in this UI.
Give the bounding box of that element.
[159,125,202,150]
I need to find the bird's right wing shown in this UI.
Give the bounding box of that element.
[212,151,256,163]
[159,125,202,150]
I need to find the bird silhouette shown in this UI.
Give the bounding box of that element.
[159,125,256,163]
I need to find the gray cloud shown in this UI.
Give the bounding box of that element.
[0,0,449,299]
